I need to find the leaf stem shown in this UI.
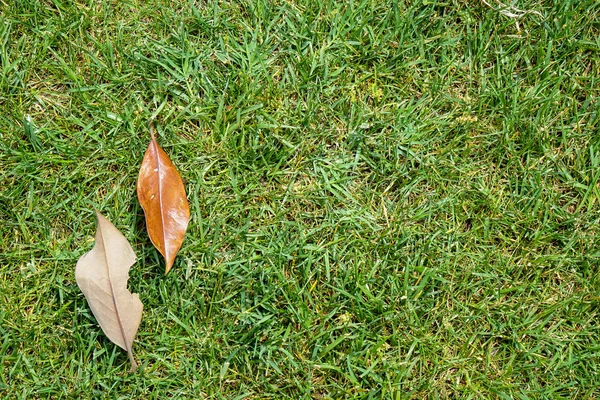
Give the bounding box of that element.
[128,351,138,372]
[148,121,156,141]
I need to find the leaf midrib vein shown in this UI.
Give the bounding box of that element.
[152,139,168,261]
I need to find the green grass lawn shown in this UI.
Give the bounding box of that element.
[1,0,600,398]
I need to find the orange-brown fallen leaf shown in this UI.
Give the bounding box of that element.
[75,211,143,372]
[137,124,190,274]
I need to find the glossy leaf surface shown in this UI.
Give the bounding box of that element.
[137,126,190,274]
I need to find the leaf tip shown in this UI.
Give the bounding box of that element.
[165,261,173,275]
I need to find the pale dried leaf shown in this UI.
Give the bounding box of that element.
[75,211,143,372]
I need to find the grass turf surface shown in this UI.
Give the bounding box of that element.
[1,0,600,398]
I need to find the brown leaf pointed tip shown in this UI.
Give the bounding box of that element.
[137,129,190,274]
